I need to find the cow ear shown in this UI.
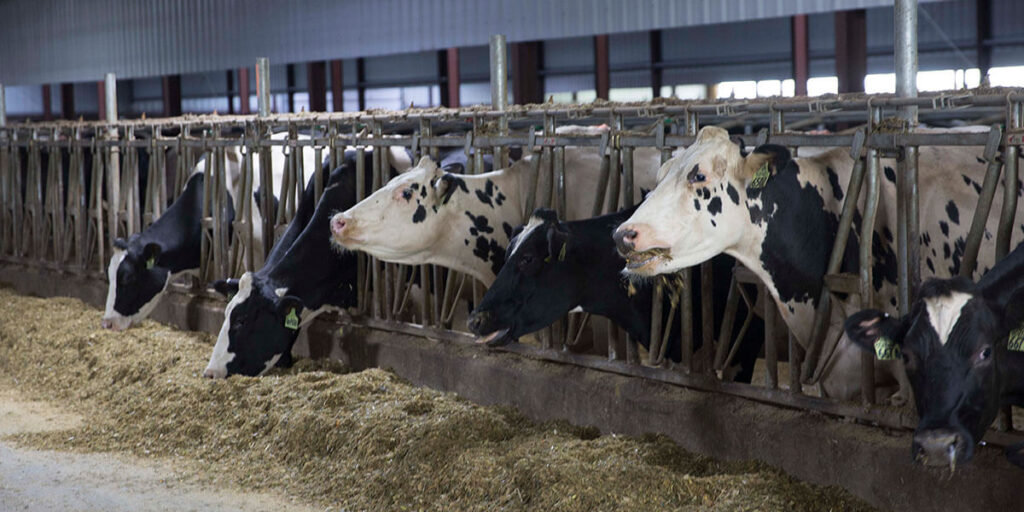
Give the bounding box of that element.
[210,278,240,298]
[276,296,304,331]
[740,144,791,187]
[142,242,162,269]
[388,147,414,174]
[113,237,129,250]
[545,222,570,263]
[416,155,438,173]
[844,309,902,352]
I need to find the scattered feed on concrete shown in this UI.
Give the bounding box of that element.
[0,287,876,511]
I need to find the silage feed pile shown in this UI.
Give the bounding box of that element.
[0,287,877,512]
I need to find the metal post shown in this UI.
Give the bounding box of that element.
[105,74,120,246]
[896,0,920,308]
[489,35,509,168]
[0,84,6,127]
[256,58,271,117]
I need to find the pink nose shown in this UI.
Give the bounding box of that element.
[331,214,348,237]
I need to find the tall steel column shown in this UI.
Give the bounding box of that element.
[791,15,809,96]
[835,9,867,93]
[256,58,271,117]
[330,60,344,112]
[895,0,920,310]
[162,75,182,117]
[238,67,251,115]
[594,35,610,100]
[308,61,327,113]
[41,85,52,120]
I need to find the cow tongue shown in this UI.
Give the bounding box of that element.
[475,327,511,345]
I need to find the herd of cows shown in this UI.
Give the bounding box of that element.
[93,124,1023,471]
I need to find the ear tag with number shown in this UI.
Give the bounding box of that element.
[874,336,901,361]
[749,161,771,189]
[146,256,155,269]
[284,308,299,330]
[1008,326,1024,352]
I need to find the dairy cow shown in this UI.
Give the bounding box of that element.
[613,125,1024,401]
[202,147,423,378]
[844,243,1024,470]
[329,143,666,286]
[469,207,763,381]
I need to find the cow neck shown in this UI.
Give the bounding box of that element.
[574,210,653,345]
[136,173,209,273]
[727,159,839,345]
[439,167,529,286]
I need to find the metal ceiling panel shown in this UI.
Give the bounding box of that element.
[0,0,954,86]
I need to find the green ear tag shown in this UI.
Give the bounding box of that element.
[284,308,299,330]
[146,256,155,269]
[749,161,771,189]
[1008,326,1024,352]
[558,242,567,262]
[874,336,901,361]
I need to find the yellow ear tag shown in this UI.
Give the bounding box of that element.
[874,336,901,361]
[1008,326,1024,352]
[284,308,299,330]
[558,242,567,262]
[146,256,155,269]
[749,161,771,189]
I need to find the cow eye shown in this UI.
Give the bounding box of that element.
[976,346,993,364]
[688,172,706,184]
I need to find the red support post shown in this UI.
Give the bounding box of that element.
[594,35,610,100]
[650,30,663,98]
[440,48,461,108]
[41,84,52,120]
[330,59,344,112]
[96,80,106,121]
[308,61,327,112]
[238,67,250,115]
[356,58,366,111]
[162,75,182,117]
[835,9,867,94]
[511,42,542,105]
[792,15,809,96]
[60,83,75,120]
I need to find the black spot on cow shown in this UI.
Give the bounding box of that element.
[976,157,986,164]
[890,296,898,307]
[939,221,949,237]
[920,231,931,246]
[410,183,420,190]
[950,237,966,275]
[464,239,469,246]
[883,166,896,184]
[473,236,505,276]
[412,205,427,223]
[420,187,427,199]
[502,222,513,239]
[475,189,494,207]
[961,174,982,195]
[943,242,951,259]
[883,226,894,243]
[726,183,740,205]
[694,198,701,211]
[707,196,722,216]
[496,192,506,206]
[926,257,935,273]
[484,179,495,197]
[946,200,960,225]
[711,219,717,227]
[700,188,711,200]
[464,211,494,234]
[788,305,795,314]
[825,167,843,201]
[871,231,898,291]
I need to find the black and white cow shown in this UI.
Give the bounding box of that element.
[613,125,1024,402]
[203,148,418,378]
[845,242,1024,470]
[468,207,763,381]
[100,133,347,330]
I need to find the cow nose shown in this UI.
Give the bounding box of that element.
[912,429,963,467]
[202,367,227,379]
[330,213,350,238]
[468,310,489,335]
[613,226,638,255]
[101,318,113,330]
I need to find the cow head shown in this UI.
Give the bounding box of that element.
[468,209,574,346]
[845,275,1024,470]
[102,237,171,330]
[330,155,511,283]
[613,126,785,276]
[203,272,303,378]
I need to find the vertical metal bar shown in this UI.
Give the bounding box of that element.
[679,268,694,372]
[700,260,714,370]
[489,34,509,169]
[996,99,1022,433]
[789,334,803,394]
[896,0,920,306]
[256,58,271,118]
[961,126,1005,277]
[554,146,566,218]
[763,287,778,389]
[859,140,881,405]
[355,146,367,313]
[105,75,120,246]
[0,84,5,127]
[621,146,634,208]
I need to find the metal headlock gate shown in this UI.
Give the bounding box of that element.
[2,64,1024,448]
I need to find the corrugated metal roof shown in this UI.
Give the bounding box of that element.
[0,0,952,86]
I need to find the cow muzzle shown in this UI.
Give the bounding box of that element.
[468,310,515,347]
[202,366,228,379]
[613,225,639,256]
[101,316,130,331]
[912,428,967,470]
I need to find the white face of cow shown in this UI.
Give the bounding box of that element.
[613,126,757,276]
[330,156,516,283]
[101,247,173,331]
